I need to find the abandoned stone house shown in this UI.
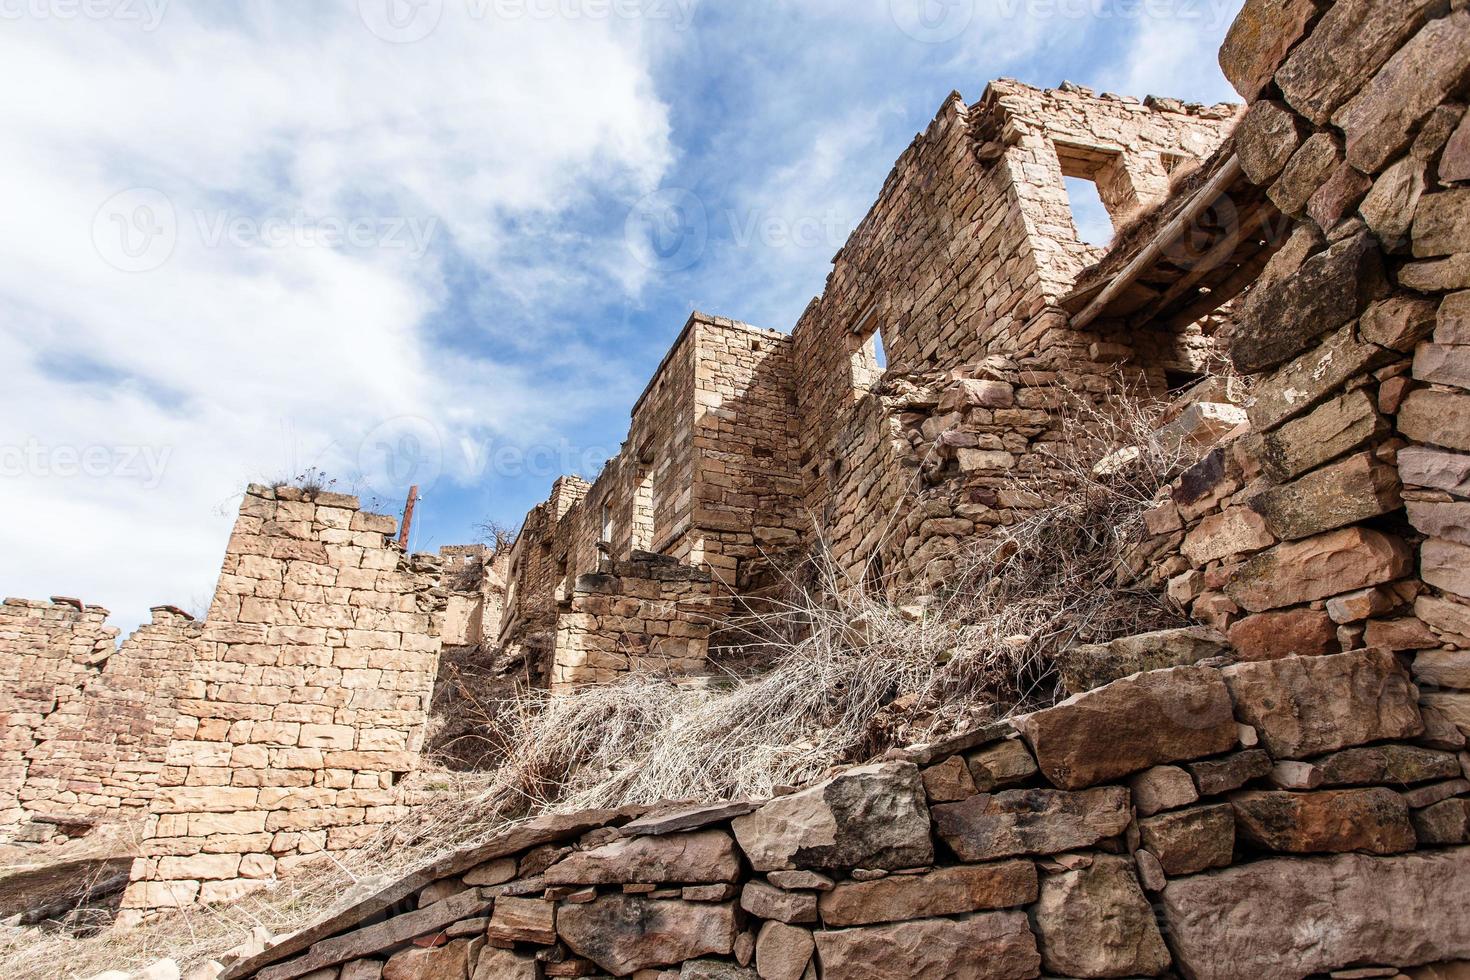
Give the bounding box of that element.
[5,0,1470,968]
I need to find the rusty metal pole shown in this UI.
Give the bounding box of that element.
[397,485,419,551]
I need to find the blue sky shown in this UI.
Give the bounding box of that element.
[0,0,1244,634]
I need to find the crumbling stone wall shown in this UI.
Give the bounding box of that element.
[225,649,1470,980]
[0,599,204,843]
[552,553,714,688]
[118,485,446,923]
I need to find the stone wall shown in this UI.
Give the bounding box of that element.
[117,485,446,923]
[224,648,1470,980]
[0,599,200,840]
[551,553,714,689]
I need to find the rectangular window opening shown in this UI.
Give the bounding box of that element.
[849,303,887,390]
[1062,175,1115,248]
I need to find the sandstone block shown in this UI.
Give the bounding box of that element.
[740,880,817,925]
[1400,447,1470,496]
[1360,156,1428,247]
[382,940,469,980]
[920,756,978,803]
[1225,527,1413,613]
[1415,189,1470,259]
[1440,291,1470,344]
[1412,798,1470,845]
[1235,99,1308,184]
[1139,803,1236,875]
[1162,849,1470,979]
[731,763,932,872]
[754,922,812,980]
[486,896,555,944]
[1058,627,1230,693]
[1232,787,1416,853]
[812,911,1040,980]
[1222,649,1423,758]
[817,861,1037,927]
[1217,0,1320,99]
[1016,665,1238,790]
[1182,507,1275,564]
[1318,744,1463,786]
[1425,538,1470,599]
[1128,765,1200,817]
[1418,596,1470,638]
[1259,389,1389,482]
[1276,0,1442,123]
[964,739,1038,791]
[932,787,1131,861]
[1228,607,1338,660]
[1189,749,1274,796]
[1034,854,1171,979]
[1338,11,1470,172]
[557,896,737,976]
[1423,691,1470,736]
[471,947,537,980]
[1268,131,1345,217]
[541,830,740,886]
[1249,452,1401,541]
[1415,343,1470,392]
[1247,322,1395,433]
[1231,230,1385,374]
[1415,651,1470,690]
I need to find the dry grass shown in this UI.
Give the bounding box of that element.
[3,383,1205,979]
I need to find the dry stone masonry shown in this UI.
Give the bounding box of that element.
[221,651,1470,980]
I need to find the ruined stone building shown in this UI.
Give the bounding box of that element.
[5,0,1470,967]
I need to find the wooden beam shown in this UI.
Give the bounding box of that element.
[1071,154,1244,330]
[1127,201,1271,327]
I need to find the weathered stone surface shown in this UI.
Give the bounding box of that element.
[754,921,812,980]
[1416,651,1470,690]
[1423,692,1470,736]
[1228,607,1338,660]
[681,959,757,980]
[1268,131,1345,217]
[1189,749,1274,796]
[382,941,469,980]
[1403,778,1470,808]
[1421,703,1470,749]
[812,911,1040,980]
[1225,527,1413,613]
[1415,345,1470,394]
[1276,0,1442,123]
[1139,804,1236,875]
[470,947,536,980]
[557,896,737,976]
[1182,507,1275,564]
[1413,798,1470,845]
[1231,231,1385,374]
[1232,788,1416,854]
[1440,292,1470,344]
[964,739,1038,792]
[1308,162,1374,231]
[932,787,1131,861]
[1365,615,1442,650]
[731,763,932,872]
[740,880,817,924]
[1249,452,1401,541]
[1445,110,1470,184]
[619,802,758,838]
[1162,848,1470,980]
[921,756,978,803]
[1360,155,1428,247]
[1016,666,1236,789]
[1247,322,1396,434]
[1222,649,1423,758]
[1235,99,1308,184]
[1418,596,1470,639]
[1128,765,1200,817]
[1218,0,1320,100]
[487,896,556,944]
[1327,586,1399,624]
[1400,447,1470,495]
[541,831,740,886]
[1318,744,1463,786]
[1058,627,1230,694]
[1259,389,1390,482]
[1338,11,1470,172]
[1362,294,1440,351]
[1415,190,1470,259]
[817,861,1037,927]
[1034,855,1171,979]
[1425,538,1470,599]
[1401,253,1470,292]
[764,870,833,892]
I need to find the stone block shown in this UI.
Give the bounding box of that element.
[1161,849,1470,980]
[812,911,1040,980]
[1425,538,1470,599]
[1189,749,1274,796]
[540,830,741,886]
[1268,131,1345,217]
[1231,787,1416,853]
[1218,0,1321,99]
[1415,343,1470,392]
[1400,446,1470,495]
[1317,744,1463,786]
[1228,607,1339,660]
[932,787,1132,861]
[1181,507,1275,564]
[1058,627,1231,694]
[1414,189,1470,258]
[1258,389,1389,482]
[740,880,817,925]
[1139,803,1237,875]
[1247,322,1395,434]
[1127,765,1201,817]
[1235,99,1308,184]
[1225,526,1413,613]
[1249,452,1401,541]
[1034,855,1171,979]
[1222,649,1423,758]
[1361,294,1440,351]
[754,921,812,980]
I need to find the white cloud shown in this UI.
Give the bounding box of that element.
[0,3,673,633]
